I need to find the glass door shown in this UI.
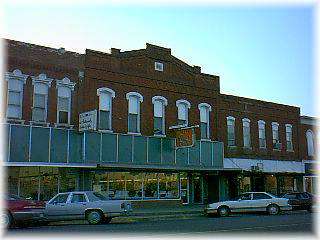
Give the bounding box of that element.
[180,173,189,204]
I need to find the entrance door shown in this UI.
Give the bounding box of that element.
[251,175,265,192]
[193,176,202,203]
[180,174,189,204]
[206,175,219,203]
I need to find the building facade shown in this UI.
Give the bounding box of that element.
[3,39,317,205]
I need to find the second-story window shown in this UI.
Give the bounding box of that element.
[258,120,266,148]
[126,92,143,134]
[97,87,116,131]
[155,61,164,72]
[176,99,191,126]
[285,124,293,151]
[5,69,28,120]
[272,122,281,150]
[227,116,236,147]
[31,74,53,123]
[198,103,212,139]
[306,130,314,156]
[152,96,168,136]
[56,77,75,125]
[242,118,251,148]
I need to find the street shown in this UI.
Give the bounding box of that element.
[7,211,314,236]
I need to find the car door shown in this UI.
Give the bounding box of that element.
[251,193,273,211]
[232,193,253,213]
[45,193,71,221]
[66,193,89,219]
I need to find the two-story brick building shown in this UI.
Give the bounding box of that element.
[3,39,317,205]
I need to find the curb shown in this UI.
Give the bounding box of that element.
[47,212,204,226]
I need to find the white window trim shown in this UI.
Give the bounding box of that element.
[97,87,116,131]
[152,96,168,136]
[258,120,266,149]
[176,99,191,126]
[126,91,143,134]
[227,116,236,146]
[56,77,76,126]
[306,129,315,157]
[285,124,294,152]
[31,73,53,123]
[155,61,164,72]
[242,118,251,148]
[198,103,212,140]
[5,69,28,120]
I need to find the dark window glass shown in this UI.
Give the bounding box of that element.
[283,194,296,199]
[59,111,68,124]
[154,117,163,135]
[99,110,110,130]
[71,194,87,203]
[200,122,208,139]
[50,194,69,204]
[128,113,138,132]
[302,192,311,199]
[253,193,272,200]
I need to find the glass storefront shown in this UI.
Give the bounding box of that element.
[265,175,277,195]
[7,167,185,202]
[239,176,251,193]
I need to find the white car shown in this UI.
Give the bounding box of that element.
[45,191,132,224]
[205,192,292,217]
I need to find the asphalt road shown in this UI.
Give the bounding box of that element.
[7,211,314,236]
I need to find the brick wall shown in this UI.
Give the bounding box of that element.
[4,39,315,161]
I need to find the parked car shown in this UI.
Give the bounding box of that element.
[204,192,292,217]
[2,195,46,228]
[44,191,132,225]
[282,192,313,212]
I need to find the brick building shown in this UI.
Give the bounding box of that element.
[3,39,317,204]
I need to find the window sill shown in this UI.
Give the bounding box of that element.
[6,118,25,125]
[54,123,74,129]
[259,147,267,150]
[153,134,166,138]
[273,149,282,152]
[127,132,142,136]
[243,146,252,150]
[30,121,50,127]
[200,138,211,142]
[98,129,113,133]
[286,150,294,153]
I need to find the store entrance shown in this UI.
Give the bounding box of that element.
[206,175,219,203]
[251,175,265,192]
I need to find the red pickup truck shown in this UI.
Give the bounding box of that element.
[3,195,46,228]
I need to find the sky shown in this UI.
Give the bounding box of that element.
[2,2,316,116]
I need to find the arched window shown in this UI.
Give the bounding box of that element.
[176,99,191,126]
[126,92,143,133]
[272,122,281,150]
[258,120,266,148]
[227,116,236,147]
[198,103,212,139]
[5,69,28,120]
[285,124,293,151]
[97,87,116,131]
[31,73,53,122]
[152,96,168,135]
[56,77,76,125]
[306,130,314,156]
[242,118,251,148]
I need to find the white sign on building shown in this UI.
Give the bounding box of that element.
[79,110,97,131]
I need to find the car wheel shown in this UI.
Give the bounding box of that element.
[217,206,230,217]
[86,210,103,225]
[267,204,279,215]
[102,217,112,224]
[2,212,13,228]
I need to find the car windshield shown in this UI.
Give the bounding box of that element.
[9,195,24,200]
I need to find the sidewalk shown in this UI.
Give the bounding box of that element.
[48,204,205,226]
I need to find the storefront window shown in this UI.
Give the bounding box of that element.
[180,173,189,204]
[59,168,77,193]
[109,172,126,199]
[144,173,158,199]
[278,176,294,195]
[125,172,143,200]
[239,176,251,193]
[158,173,179,199]
[265,175,277,195]
[20,176,39,200]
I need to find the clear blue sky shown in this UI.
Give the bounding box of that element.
[3,3,315,116]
